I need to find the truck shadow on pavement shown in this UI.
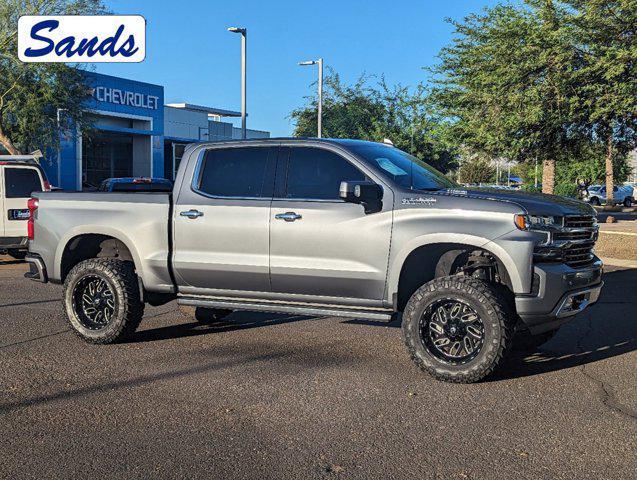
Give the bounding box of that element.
[493,268,637,381]
[126,312,318,343]
[127,269,635,382]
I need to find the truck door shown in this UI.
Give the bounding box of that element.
[172,145,277,296]
[269,146,393,304]
[2,166,44,239]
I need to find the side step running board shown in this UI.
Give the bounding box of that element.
[178,297,393,321]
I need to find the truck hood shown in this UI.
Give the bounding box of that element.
[452,188,596,217]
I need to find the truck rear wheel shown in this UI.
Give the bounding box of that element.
[63,258,144,344]
[402,276,514,383]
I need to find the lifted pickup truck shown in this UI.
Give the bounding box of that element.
[26,139,603,383]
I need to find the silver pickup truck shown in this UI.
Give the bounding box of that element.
[25,139,603,383]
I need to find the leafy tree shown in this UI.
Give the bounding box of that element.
[513,139,630,196]
[562,0,637,203]
[0,0,105,155]
[291,71,457,173]
[431,1,589,194]
[292,72,384,141]
[456,155,496,184]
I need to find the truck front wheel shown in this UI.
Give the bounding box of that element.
[402,276,514,383]
[63,258,144,344]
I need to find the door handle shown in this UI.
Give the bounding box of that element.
[275,212,302,222]
[180,209,204,219]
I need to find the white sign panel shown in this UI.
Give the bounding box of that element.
[18,15,146,63]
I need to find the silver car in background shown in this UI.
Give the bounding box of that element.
[583,185,634,207]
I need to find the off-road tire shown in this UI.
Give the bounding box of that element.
[402,276,514,383]
[624,197,633,208]
[7,249,27,260]
[63,258,144,344]
[590,197,601,206]
[178,305,233,324]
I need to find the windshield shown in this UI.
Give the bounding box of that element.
[348,143,457,191]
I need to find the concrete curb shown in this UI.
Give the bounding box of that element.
[599,230,637,237]
[600,257,637,268]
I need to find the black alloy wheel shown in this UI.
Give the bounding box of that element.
[420,298,485,365]
[72,275,116,330]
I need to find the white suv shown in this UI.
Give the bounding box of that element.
[584,184,634,207]
[0,157,50,259]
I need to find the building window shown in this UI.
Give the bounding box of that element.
[82,132,134,189]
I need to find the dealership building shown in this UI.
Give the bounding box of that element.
[48,71,269,190]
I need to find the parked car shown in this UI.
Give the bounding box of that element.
[25,139,603,383]
[0,156,50,259]
[583,185,634,207]
[98,177,173,193]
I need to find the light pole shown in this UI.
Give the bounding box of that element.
[228,27,247,139]
[56,108,67,187]
[299,58,323,138]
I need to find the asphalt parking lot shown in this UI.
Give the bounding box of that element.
[1,257,636,479]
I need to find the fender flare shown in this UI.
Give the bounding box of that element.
[54,226,144,281]
[386,233,524,298]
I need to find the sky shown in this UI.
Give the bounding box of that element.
[96,0,500,137]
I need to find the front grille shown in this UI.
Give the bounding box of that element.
[562,215,597,267]
[563,241,596,267]
[564,216,596,229]
[534,215,598,268]
[553,230,594,241]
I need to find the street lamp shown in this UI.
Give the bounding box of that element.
[228,27,247,139]
[56,108,68,187]
[299,58,323,138]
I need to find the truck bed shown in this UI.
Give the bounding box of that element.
[29,191,174,292]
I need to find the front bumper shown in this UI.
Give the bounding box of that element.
[515,258,603,334]
[24,253,48,283]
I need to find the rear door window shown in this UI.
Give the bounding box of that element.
[4,168,43,198]
[196,147,276,198]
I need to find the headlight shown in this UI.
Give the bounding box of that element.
[514,214,562,230]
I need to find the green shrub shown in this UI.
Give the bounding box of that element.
[553,182,578,198]
[520,184,542,193]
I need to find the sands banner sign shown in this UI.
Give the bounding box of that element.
[18,15,145,63]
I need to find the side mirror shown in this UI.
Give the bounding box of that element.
[339,181,383,214]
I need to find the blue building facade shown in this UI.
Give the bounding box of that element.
[46,71,269,190]
[48,71,164,190]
